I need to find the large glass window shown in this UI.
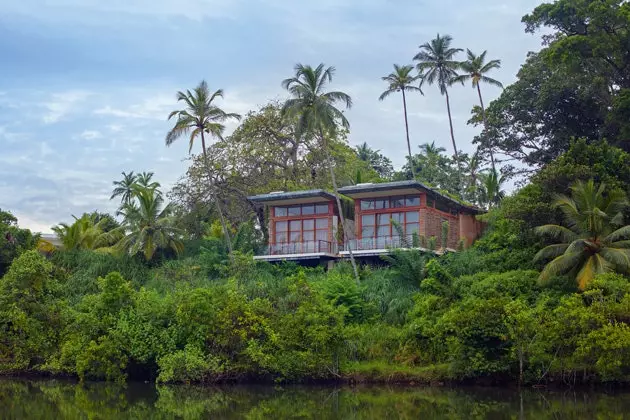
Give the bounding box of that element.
[361,195,421,210]
[361,200,376,211]
[276,218,329,244]
[359,211,421,240]
[406,196,420,206]
[391,197,405,208]
[274,203,330,217]
[374,199,389,210]
[276,221,288,243]
[316,203,329,214]
[316,218,329,229]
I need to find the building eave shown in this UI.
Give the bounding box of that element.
[247,189,336,206]
[338,181,484,214]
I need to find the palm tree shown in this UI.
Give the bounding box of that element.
[534,179,630,290]
[413,34,463,180]
[463,150,483,204]
[281,63,359,282]
[379,64,423,178]
[110,171,137,205]
[52,214,120,251]
[116,187,184,261]
[136,171,161,191]
[478,167,505,209]
[453,49,503,168]
[165,81,240,259]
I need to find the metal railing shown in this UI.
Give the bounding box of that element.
[262,240,337,256]
[343,234,418,251]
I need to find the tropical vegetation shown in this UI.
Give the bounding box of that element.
[3,0,630,387]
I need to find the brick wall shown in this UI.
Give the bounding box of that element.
[423,208,460,249]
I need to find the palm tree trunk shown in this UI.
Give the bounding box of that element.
[200,131,234,260]
[445,89,462,187]
[401,88,416,179]
[320,129,359,283]
[476,83,496,170]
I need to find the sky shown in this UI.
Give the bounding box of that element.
[0,0,544,233]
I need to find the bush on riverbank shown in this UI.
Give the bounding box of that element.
[2,243,630,385]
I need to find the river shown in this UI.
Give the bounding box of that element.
[1,379,629,419]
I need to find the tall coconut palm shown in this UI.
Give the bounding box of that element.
[136,171,161,191]
[116,187,184,261]
[379,64,423,178]
[413,34,463,180]
[534,179,630,290]
[281,63,359,282]
[110,171,137,205]
[453,49,503,168]
[165,81,240,258]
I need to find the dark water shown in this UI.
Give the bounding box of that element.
[1,379,629,419]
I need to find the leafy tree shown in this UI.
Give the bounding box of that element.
[116,187,184,261]
[414,34,463,179]
[473,52,607,174]
[378,64,423,177]
[534,179,630,289]
[474,1,630,174]
[453,50,502,167]
[355,142,394,180]
[281,63,359,281]
[0,209,36,277]
[166,80,241,259]
[400,142,458,193]
[170,102,379,240]
[0,251,61,373]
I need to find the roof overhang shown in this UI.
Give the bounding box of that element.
[248,189,336,206]
[338,181,484,214]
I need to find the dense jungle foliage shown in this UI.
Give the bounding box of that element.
[4,0,630,386]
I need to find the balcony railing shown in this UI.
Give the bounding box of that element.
[262,240,337,256]
[343,235,419,251]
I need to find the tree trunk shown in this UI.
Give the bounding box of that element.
[401,88,416,179]
[477,83,496,170]
[200,130,234,260]
[445,89,462,187]
[320,129,359,283]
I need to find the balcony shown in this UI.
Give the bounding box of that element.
[340,234,433,257]
[253,240,338,262]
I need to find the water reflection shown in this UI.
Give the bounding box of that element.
[0,379,628,419]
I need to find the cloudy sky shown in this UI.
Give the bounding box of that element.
[1,0,543,233]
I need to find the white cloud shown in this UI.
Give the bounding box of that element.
[80,129,103,140]
[40,142,55,158]
[93,93,175,120]
[42,90,91,124]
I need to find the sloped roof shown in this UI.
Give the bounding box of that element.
[248,189,336,205]
[338,180,484,214]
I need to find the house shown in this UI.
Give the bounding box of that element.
[337,181,484,258]
[248,181,484,264]
[247,189,352,265]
